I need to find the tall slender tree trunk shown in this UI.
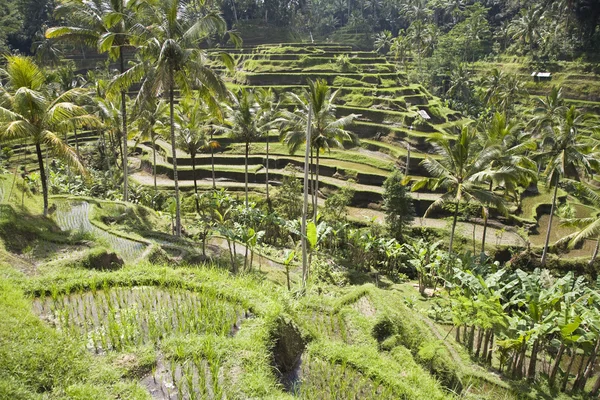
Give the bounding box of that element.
[120,52,129,202]
[244,141,249,208]
[481,181,493,254]
[310,148,315,215]
[35,143,48,216]
[314,149,320,223]
[549,342,565,388]
[448,200,460,266]
[45,146,49,193]
[169,79,181,237]
[541,182,559,266]
[191,153,199,213]
[210,130,216,190]
[265,131,270,208]
[301,105,313,287]
[152,135,157,192]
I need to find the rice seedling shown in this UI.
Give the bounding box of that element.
[33,286,243,353]
[294,354,397,399]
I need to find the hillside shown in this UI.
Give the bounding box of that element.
[0,176,578,400]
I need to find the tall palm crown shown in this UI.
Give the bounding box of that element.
[175,95,216,206]
[474,113,536,253]
[46,0,144,203]
[414,127,506,255]
[0,56,99,215]
[255,87,283,204]
[225,89,263,207]
[132,0,236,236]
[282,79,358,221]
[535,106,599,265]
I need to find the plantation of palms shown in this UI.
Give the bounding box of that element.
[2,0,600,398]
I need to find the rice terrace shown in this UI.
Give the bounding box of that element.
[1,0,600,399]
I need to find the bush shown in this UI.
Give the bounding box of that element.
[81,247,124,270]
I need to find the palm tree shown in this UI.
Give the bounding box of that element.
[282,79,358,222]
[132,99,167,193]
[558,181,600,266]
[529,86,567,135]
[0,56,98,215]
[535,106,599,266]
[413,126,506,256]
[255,87,282,206]
[509,7,544,56]
[134,0,234,237]
[175,96,214,213]
[475,113,536,254]
[46,0,142,202]
[225,89,261,208]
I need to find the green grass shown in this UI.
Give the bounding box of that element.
[0,269,150,399]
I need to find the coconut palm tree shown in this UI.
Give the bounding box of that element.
[558,180,600,266]
[46,0,143,202]
[224,89,261,208]
[0,56,99,215]
[133,0,235,236]
[255,87,282,206]
[475,113,536,254]
[281,79,359,222]
[535,106,599,266]
[509,6,544,56]
[175,96,215,213]
[413,126,506,256]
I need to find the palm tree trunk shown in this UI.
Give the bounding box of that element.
[244,141,249,208]
[265,131,270,208]
[120,52,129,203]
[301,105,313,287]
[549,342,565,388]
[481,181,493,254]
[210,130,216,190]
[35,143,48,216]
[541,182,560,266]
[169,79,181,237]
[310,147,315,215]
[191,153,199,213]
[152,135,157,192]
[449,200,460,259]
[314,149,320,223]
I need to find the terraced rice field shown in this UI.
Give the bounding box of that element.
[54,201,147,261]
[33,286,249,399]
